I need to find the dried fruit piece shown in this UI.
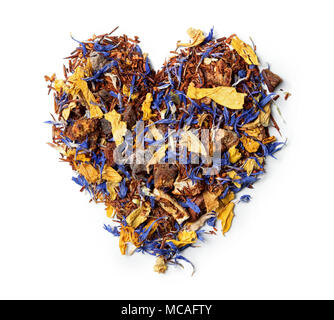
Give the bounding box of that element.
[261,69,282,92]
[154,164,178,189]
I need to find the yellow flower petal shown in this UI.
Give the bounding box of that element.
[223,208,234,234]
[221,191,235,206]
[102,165,122,183]
[77,163,100,184]
[177,28,206,48]
[66,149,91,162]
[66,66,103,119]
[242,103,271,130]
[167,230,197,247]
[260,103,271,127]
[106,182,118,200]
[119,226,141,255]
[230,36,259,65]
[243,157,263,176]
[62,102,76,120]
[178,230,197,242]
[187,83,246,110]
[217,202,235,235]
[228,145,242,164]
[122,85,129,96]
[227,171,242,188]
[106,205,116,218]
[89,104,104,118]
[244,158,256,176]
[104,110,127,146]
[54,79,68,92]
[122,85,139,100]
[142,93,154,121]
[197,113,210,127]
[240,136,260,153]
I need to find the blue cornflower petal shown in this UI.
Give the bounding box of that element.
[70,34,87,57]
[203,27,214,43]
[118,179,128,199]
[240,195,252,203]
[104,224,120,237]
[207,216,217,227]
[181,198,201,214]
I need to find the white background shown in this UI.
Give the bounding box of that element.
[0,0,333,300]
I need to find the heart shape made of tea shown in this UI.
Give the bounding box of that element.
[45,27,285,274]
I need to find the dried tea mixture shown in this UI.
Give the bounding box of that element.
[45,27,286,274]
